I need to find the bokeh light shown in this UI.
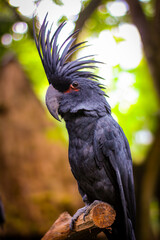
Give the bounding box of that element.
[108,72,139,112]
[12,22,28,34]
[135,130,153,145]
[9,0,22,7]
[107,1,129,17]
[9,0,36,18]
[1,34,12,46]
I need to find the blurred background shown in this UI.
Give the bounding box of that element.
[0,0,159,239]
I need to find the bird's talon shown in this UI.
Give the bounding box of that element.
[70,206,87,230]
[83,210,89,221]
[69,219,76,231]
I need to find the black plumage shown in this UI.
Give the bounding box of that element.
[34,16,136,240]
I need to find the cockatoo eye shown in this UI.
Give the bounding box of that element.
[71,81,79,88]
[65,81,79,93]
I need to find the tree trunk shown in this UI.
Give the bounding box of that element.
[0,54,81,237]
[125,1,160,240]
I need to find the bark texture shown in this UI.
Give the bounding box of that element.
[42,202,116,240]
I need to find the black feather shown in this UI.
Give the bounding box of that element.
[33,14,102,92]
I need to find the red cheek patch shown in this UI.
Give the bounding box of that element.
[65,85,79,93]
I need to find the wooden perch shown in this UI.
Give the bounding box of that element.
[42,202,116,240]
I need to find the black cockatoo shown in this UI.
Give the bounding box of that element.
[34,15,136,240]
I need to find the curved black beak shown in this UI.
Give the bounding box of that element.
[45,84,62,121]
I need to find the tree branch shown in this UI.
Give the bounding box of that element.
[42,202,116,240]
[68,0,105,61]
[125,0,160,98]
[125,0,151,47]
[74,0,103,33]
[139,122,160,240]
[154,0,160,35]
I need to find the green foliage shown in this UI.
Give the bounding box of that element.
[85,2,130,37]
[10,36,48,99]
[52,0,63,5]
[111,59,159,162]
[140,0,155,18]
